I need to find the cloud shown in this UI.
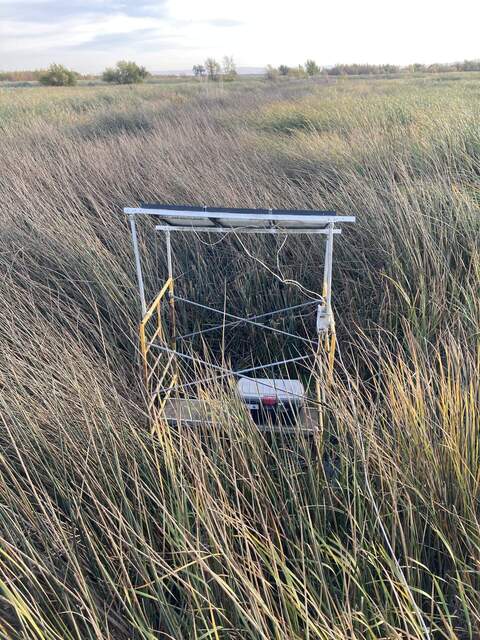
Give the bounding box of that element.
[68,28,192,53]
[207,19,243,28]
[0,0,246,68]
[0,0,168,23]
[0,0,172,61]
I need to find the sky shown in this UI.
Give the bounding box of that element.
[1,0,480,73]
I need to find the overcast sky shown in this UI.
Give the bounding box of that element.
[1,0,479,72]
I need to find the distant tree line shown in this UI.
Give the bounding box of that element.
[327,61,480,75]
[265,59,480,79]
[39,64,78,86]
[327,63,401,76]
[102,60,149,84]
[407,60,480,73]
[192,56,237,81]
[0,61,149,86]
[2,57,480,86]
[0,67,92,83]
[0,69,42,81]
[265,60,329,80]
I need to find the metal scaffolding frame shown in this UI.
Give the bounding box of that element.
[124,204,355,431]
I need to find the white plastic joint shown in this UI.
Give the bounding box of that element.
[316,304,334,333]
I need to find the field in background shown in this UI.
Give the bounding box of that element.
[0,74,479,639]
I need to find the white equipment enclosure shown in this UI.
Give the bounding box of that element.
[125,204,355,434]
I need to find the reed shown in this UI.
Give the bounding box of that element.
[0,74,478,638]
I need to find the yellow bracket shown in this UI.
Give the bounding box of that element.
[315,326,336,438]
[139,277,176,429]
[140,277,173,328]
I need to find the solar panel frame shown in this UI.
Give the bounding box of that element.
[124,204,355,230]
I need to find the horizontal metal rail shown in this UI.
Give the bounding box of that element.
[150,342,313,401]
[179,299,319,341]
[176,296,317,346]
[125,206,355,226]
[154,225,343,235]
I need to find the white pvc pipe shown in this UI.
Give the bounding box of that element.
[324,222,334,314]
[129,215,147,317]
[166,230,173,279]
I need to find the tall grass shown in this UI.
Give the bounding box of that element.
[0,75,478,638]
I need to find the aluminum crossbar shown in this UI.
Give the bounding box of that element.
[179,299,319,341]
[125,206,355,227]
[155,225,343,235]
[150,342,313,400]
[176,296,317,346]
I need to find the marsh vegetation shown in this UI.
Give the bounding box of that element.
[0,74,478,639]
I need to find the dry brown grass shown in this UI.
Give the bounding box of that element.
[0,75,478,638]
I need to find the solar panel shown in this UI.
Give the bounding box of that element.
[124,204,355,231]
